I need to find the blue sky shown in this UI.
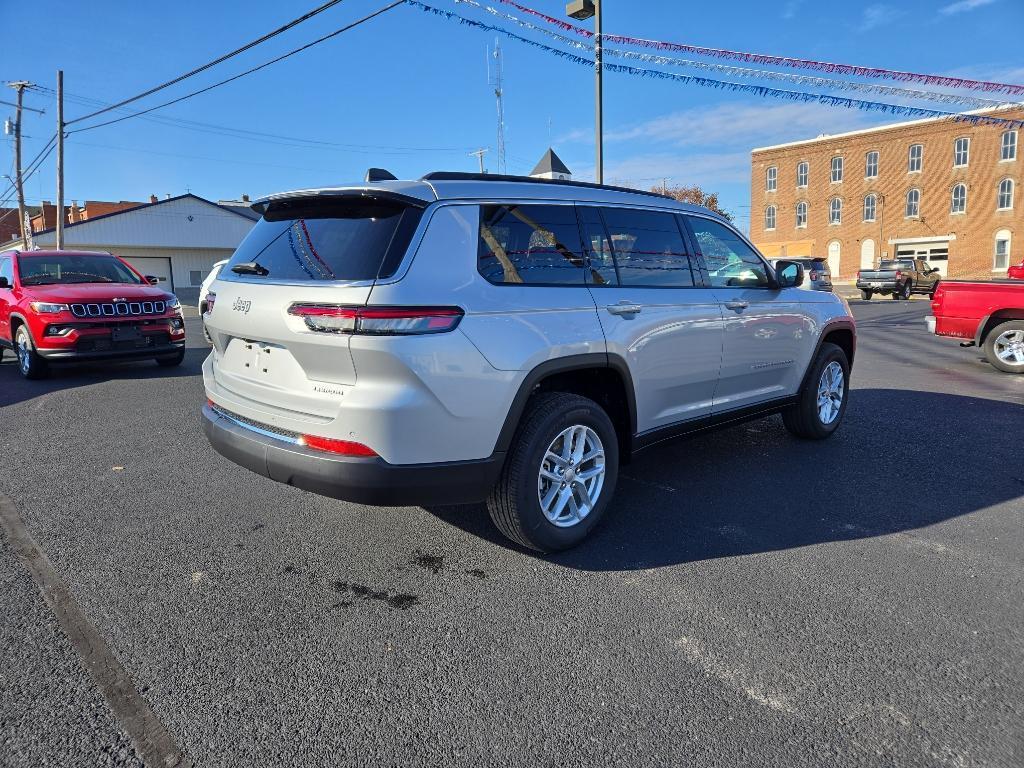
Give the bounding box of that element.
[3,0,1021,233]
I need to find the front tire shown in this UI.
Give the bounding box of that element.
[783,342,849,439]
[984,320,1024,374]
[15,325,48,380]
[487,392,619,552]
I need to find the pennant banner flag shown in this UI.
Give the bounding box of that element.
[406,1,1024,129]
[453,0,1009,109]
[492,0,1024,97]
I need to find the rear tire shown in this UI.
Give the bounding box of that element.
[156,350,185,367]
[984,320,1024,374]
[782,342,849,440]
[861,290,873,300]
[15,325,48,380]
[487,392,619,552]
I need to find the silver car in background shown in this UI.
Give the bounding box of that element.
[770,257,833,292]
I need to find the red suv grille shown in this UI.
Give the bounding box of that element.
[70,301,166,318]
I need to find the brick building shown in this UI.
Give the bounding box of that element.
[749,107,1023,281]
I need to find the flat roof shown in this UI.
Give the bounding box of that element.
[751,105,1023,154]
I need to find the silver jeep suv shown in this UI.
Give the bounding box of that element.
[201,172,855,551]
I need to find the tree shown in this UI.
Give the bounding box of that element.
[650,183,733,221]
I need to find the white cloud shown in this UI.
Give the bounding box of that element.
[939,0,997,15]
[781,1,802,19]
[596,102,880,150]
[859,3,906,31]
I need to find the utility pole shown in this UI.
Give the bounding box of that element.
[7,81,30,249]
[566,2,603,184]
[491,39,507,176]
[470,148,489,174]
[56,70,65,249]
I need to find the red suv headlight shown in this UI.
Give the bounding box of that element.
[30,302,70,314]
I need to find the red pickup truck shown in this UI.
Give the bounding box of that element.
[927,281,1024,373]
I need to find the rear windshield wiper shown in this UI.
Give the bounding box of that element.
[231,261,269,276]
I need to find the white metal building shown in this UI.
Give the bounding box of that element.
[4,194,256,301]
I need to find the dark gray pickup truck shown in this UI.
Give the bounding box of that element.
[856,258,941,300]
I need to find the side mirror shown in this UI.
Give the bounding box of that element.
[774,260,805,289]
[0,276,9,289]
[930,268,940,274]
[145,275,161,285]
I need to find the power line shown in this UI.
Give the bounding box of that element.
[64,0,348,125]
[35,86,477,153]
[69,1,405,135]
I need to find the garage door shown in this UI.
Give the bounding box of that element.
[122,256,174,292]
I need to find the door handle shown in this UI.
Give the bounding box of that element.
[725,300,749,311]
[606,302,642,316]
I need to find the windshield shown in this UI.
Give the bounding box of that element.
[17,253,142,286]
[222,197,423,282]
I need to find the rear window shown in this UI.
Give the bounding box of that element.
[880,260,914,270]
[222,197,422,282]
[17,253,142,285]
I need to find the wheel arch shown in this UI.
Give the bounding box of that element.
[798,320,856,394]
[494,353,638,462]
[976,310,1024,347]
[8,312,29,342]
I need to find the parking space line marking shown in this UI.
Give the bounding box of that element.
[0,494,189,768]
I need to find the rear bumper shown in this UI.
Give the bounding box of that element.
[36,340,185,362]
[201,404,504,507]
[856,280,897,291]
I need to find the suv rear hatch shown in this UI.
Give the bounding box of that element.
[206,192,426,419]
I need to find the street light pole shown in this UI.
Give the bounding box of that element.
[567,1,603,184]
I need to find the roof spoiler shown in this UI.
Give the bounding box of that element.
[250,188,429,214]
[365,168,398,182]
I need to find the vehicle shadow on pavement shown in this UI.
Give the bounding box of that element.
[0,348,207,408]
[427,388,1023,570]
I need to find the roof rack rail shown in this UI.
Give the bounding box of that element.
[419,171,671,200]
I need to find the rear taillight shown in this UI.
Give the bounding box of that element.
[288,304,464,335]
[299,434,377,457]
[205,293,216,314]
[809,270,819,281]
[894,270,903,279]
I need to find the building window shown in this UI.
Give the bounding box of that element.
[831,156,843,183]
[865,151,879,179]
[998,178,1014,210]
[994,230,1011,270]
[796,161,808,188]
[764,205,776,231]
[905,188,920,218]
[954,137,970,168]
[795,201,808,229]
[829,197,842,225]
[951,183,967,215]
[1001,130,1018,161]
[189,270,204,286]
[766,166,777,192]
[863,194,877,222]
[908,144,923,173]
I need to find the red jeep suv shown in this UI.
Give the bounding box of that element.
[0,249,186,379]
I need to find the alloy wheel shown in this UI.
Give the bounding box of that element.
[537,425,607,528]
[16,331,30,375]
[994,329,1024,366]
[817,361,845,425]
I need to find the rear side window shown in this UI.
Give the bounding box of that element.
[686,216,770,288]
[0,256,12,286]
[477,204,586,285]
[578,206,694,288]
[223,197,422,282]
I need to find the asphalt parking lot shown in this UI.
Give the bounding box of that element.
[1,297,1021,768]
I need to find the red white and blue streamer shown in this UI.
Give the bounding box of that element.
[405,1,1024,128]
[493,0,1024,97]
[453,0,1010,109]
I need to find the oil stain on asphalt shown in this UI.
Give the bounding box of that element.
[411,550,444,573]
[331,580,420,610]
